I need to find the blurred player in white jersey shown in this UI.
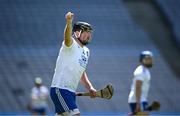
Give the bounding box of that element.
[30,77,49,115]
[128,51,153,115]
[50,12,96,116]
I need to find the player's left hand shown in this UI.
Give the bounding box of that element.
[89,87,97,98]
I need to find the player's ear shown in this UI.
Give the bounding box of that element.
[142,58,146,64]
[75,30,82,38]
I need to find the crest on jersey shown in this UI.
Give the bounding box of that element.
[78,50,89,68]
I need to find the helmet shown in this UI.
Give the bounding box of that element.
[139,51,153,62]
[73,22,93,32]
[35,77,42,84]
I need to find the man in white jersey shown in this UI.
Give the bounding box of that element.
[50,12,96,116]
[128,51,153,115]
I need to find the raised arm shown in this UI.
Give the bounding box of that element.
[64,12,74,47]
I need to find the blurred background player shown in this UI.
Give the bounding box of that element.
[29,77,49,115]
[128,51,153,115]
[50,12,96,116]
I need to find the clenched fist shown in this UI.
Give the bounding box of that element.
[65,12,74,22]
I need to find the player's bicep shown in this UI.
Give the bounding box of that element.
[136,80,142,89]
[80,72,86,83]
[64,37,73,47]
[135,76,143,91]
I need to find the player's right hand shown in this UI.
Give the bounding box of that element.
[89,87,97,98]
[65,12,74,22]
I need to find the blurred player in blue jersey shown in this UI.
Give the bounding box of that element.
[128,51,153,115]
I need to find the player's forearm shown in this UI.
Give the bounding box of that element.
[80,72,93,90]
[64,20,72,46]
[136,89,141,103]
[135,80,142,103]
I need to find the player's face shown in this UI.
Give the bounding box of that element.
[142,57,153,68]
[35,83,41,88]
[79,31,92,45]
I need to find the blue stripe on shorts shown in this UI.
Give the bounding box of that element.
[50,87,78,114]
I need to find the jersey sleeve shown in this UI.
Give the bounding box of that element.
[42,86,49,95]
[31,88,37,99]
[134,67,145,82]
[134,73,145,81]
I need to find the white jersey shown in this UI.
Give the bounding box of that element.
[51,38,90,92]
[31,85,49,108]
[128,65,151,103]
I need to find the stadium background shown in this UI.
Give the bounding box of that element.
[0,0,180,115]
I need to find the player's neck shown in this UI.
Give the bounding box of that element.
[75,38,84,48]
[141,64,151,69]
[72,33,85,47]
